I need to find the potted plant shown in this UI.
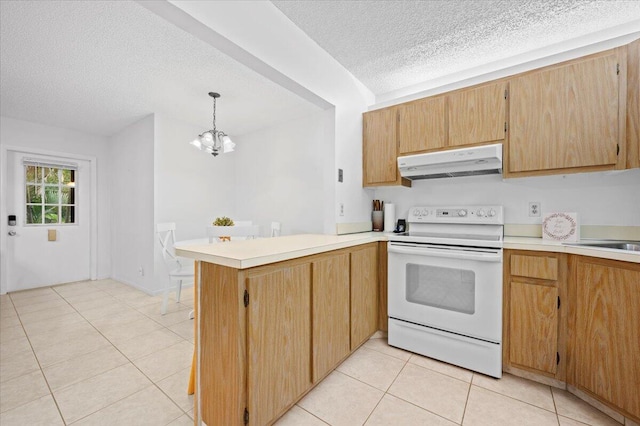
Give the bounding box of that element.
[212,216,234,242]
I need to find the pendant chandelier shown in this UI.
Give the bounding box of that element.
[190,92,235,156]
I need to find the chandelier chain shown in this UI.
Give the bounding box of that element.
[212,96,217,132]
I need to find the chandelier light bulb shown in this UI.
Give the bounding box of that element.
[222,135,235,153]
[189,91,234,157]
[190,138,202,150]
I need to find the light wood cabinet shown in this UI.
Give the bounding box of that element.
[570,257,640,421]
[363,107,410,187]
[448,81,507,147]
[377,241,388,332]
[508,49,624,176]
[312,252,350,382]
[509,282,559,375]
[350,243,378,350]
[246,264,312,426]
[503,251,566,380]
[396,81,507,154]
[362,40,639,188]
[197,245,380,425]
[627,39,640,169]
[197,262,247,425]
[398,96,446,154]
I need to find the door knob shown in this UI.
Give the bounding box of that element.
[8,231,16,236]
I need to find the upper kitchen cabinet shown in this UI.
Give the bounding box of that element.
[448,82,507,147]
[627,39,640,169]
[507,48,625,177]
[397,81,507,155]
[363,107,411,187]
[398,96,446,155]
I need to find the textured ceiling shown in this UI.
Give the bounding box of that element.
[272,0,640,96]
[2,1,639,139]
[0,0,320,137]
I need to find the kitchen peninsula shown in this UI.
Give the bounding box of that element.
[176,233,640,425]
[175,233,386,426]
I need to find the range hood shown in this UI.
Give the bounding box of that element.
[398,143,503,180]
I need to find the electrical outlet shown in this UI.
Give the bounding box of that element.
[339,203,344,216]
[138,266,144,276]
[529,202,541,217]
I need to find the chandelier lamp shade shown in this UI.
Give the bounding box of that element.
[190,92,235,156]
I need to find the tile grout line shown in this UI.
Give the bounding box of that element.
[9,282,193,423]
[549,385,562,426]
[60,290,193,421]
[470,382,559,415]
[363,355,411,425]
[459,375,473,426]
[8,288,68,425]
[378,360,465,425]
[293,405,332,425]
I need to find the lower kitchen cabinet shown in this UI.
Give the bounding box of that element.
[570,256,640,421]
[505,251,640,423]
[246,264,312,426]
[196,244,380,425]
[509,281,559,375]
[350,243,378,350]
[312,252,350,382]
[503,251,567,380]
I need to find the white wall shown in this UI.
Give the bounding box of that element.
[374,169,640,227]
[153,114,236,293]
[150,1,376,232]
[153,114,237,238]
[233,111,330,236]
[0,116,111,289]
[109,114,155,293]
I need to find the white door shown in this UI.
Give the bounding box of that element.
[5,151,91,291]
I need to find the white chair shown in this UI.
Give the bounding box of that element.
[156,223,194,315]
[207,223,260,243]
[270,221,281,237]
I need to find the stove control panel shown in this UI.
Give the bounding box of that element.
[407,205,504,224]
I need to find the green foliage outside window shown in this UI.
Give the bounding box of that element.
[25,165,76,225]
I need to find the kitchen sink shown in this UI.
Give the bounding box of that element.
[567,241,640,252]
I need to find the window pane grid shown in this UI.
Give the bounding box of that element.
[25,165,76,225]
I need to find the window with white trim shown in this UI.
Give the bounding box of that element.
[24,162,76,225]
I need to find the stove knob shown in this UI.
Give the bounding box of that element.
[488,209,496,217]
[477,209,486,217]
[422,209,429,216]
[458,209,467,217]
[413,208,421,217]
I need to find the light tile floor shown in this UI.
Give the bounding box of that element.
[0,279,626,426]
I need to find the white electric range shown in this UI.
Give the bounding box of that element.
[387,205,504,378]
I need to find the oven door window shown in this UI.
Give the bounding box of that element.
[406,263,475,314]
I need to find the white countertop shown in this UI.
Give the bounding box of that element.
[175,233,639,269]
[504,237,640,263]
[174,233,387,269]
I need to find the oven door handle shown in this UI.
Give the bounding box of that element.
[388,244,502,262]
